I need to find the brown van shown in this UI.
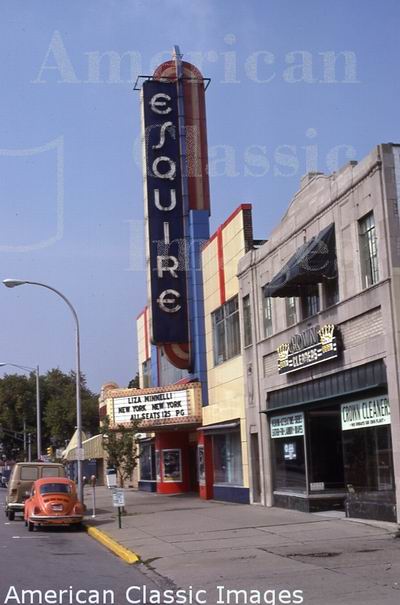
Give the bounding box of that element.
[5,462,65,520]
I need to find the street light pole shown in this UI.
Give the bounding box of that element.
[35,365,41,459]
[0,362,41,460]
[3,279,83,504]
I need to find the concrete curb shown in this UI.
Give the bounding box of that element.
[84,524,140,565]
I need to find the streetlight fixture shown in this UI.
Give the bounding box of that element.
[0,362,41,460]
[3,279,83,503]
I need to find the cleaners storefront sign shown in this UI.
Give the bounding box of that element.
[341,396,391,431]
[114,389,190,425]
[277,324,338,375]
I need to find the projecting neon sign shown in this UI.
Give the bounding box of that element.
[142,80,188,344]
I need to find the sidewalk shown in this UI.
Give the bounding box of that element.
[85,486,400,605]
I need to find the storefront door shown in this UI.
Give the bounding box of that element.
[307,406,345,491]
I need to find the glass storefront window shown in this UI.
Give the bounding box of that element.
[197,445,205,485]
[343,425,394,492]
[162,449,182,482]
[270,398,395,501]
[139,443,156,481]
[271,436,306,493]
[212,431,243,486]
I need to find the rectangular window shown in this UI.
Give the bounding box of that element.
[343,424,394,492]
[324,275,339,308]
[285,297,297,327]
[242,295,252,347]
[212,296,241,365]
[262,288,273,337]
[301,285,320,319]
[359,212,379,287]
[20,467,39,481]
[212,431,243,486]
[142,359,151,388]
[139,443,156,481]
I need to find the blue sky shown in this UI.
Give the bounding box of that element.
[1,0,399,392]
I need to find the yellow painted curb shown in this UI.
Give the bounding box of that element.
[85,525,140,564]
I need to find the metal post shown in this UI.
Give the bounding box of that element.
[92,485,96,518]
[23,418,27,461]
[28,433,32,462]
[2,280,83,505]
[75,316,83,505]
[35,366,41,460]
[118,506,122,529]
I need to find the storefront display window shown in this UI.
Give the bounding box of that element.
[271,419,307,493]
[343,424,394,492]
[272,437,306,492]
[162,449,182,482]
[213,431,243,486]
[139,442,156,481]
[197,445,205,485]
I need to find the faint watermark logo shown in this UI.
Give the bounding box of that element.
[133,127,357,179]
[0,137,64,252]
[31,31,360,86]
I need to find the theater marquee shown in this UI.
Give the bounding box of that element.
[111,383,202,429]
[277,324,339,374]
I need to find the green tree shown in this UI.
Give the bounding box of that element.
[100,415,140,486]
[43,369,99,445]
[0,368,99,459]
[0,374,36,460]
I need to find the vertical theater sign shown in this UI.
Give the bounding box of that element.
[142,79,188,344]
[140,48,210,371]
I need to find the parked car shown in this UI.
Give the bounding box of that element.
[5,462,65,520]
[24,477,84,531]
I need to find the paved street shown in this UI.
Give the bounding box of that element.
[0,490,166,605]
[88,487,400,605]
[2,484,400,605]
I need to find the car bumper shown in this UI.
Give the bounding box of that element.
[30,514,83,523]
[7,503,25,512]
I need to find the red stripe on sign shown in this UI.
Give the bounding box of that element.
[217,227,226,305]
[144,307,149,361]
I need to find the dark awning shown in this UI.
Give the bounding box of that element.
[264,223,336,298]
[197,421,240,434]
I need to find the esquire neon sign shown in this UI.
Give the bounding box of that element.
[141,79,188,344]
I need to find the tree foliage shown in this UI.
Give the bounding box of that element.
[0,369,99,460]
[100,415,140,486]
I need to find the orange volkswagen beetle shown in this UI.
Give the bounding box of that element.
[24,477,84,531]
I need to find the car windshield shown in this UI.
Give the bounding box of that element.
[40,483,72,495]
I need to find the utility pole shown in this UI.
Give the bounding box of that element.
[23,418,27,461]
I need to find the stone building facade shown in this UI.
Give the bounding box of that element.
[238,144,400,522]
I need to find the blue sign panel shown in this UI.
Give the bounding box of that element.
[142,80,188,344]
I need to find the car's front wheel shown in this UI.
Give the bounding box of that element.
[8,510,15,521]
[28,520,34,532]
